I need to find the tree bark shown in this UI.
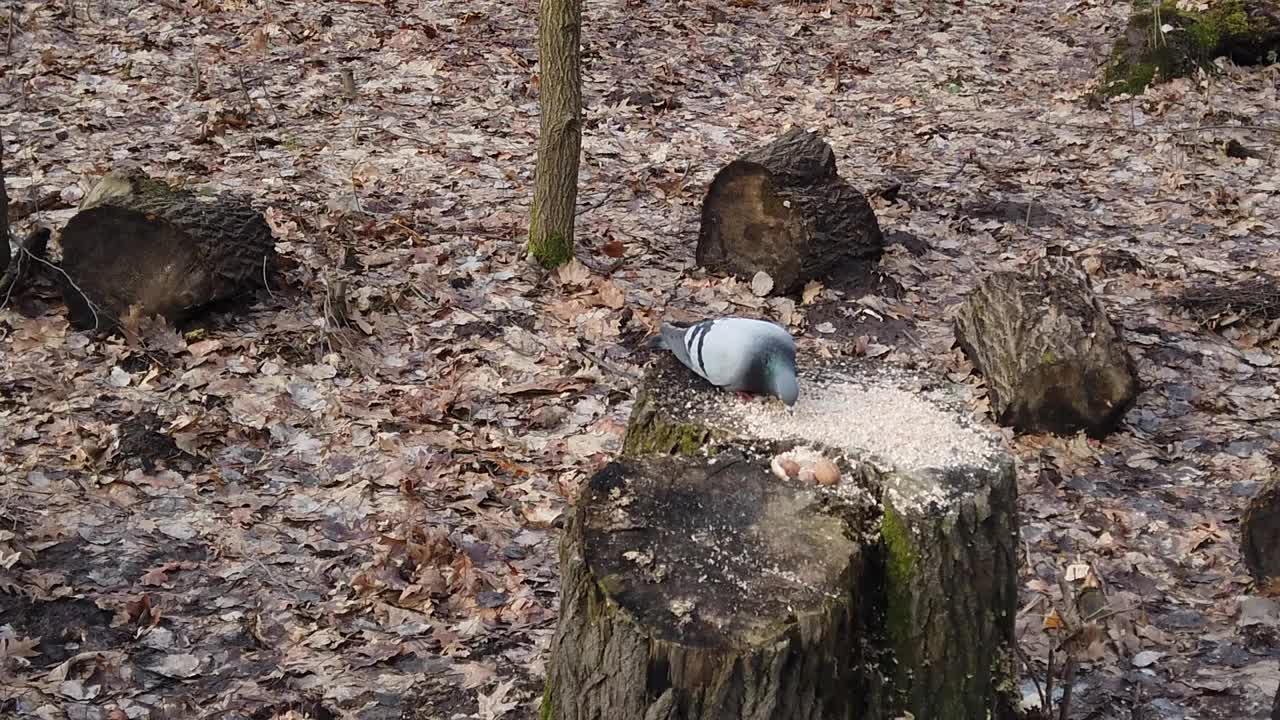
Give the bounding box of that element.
[544,354,1020,720]
[58,168,275,330]
[1272,666,1279,720]
[1,142,10,275]
[954,256,1140,438]
[528,0,582,269]
[1242,478,1280,586]
[696,129,883,295]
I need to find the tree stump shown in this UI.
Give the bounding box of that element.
[58,168,276,330]
[544,451,877,720]
[696,129,883,296]
[954,256,1139,438]
[1,143,10,275]
[1242,479,1280,588]
[544,354,1020,720]
[1100,0,1279,96]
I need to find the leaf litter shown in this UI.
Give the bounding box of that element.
[1,0,1279,718]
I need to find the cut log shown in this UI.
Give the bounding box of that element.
[1242,479,1280,588]
[544,354,1020,720]
[58,168,276,330]
[696,129,883,296]
[953,256,1139,438]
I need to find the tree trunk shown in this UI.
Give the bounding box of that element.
[543,354,1021,720]
[1272,666,1279,720]
[953,255,1140,438]
[1242,478,1280,586]
[528,0,582,269]
[58,168,275,330]
[1,142,10,275]
[696,128,883,295]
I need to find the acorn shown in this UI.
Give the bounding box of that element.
[771,455,801,481]
[814,458,841,486]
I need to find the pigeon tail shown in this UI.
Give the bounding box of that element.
[659,322,697,373]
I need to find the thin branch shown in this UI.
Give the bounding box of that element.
[1170,123,1280,135]
[1057,657,1078,720]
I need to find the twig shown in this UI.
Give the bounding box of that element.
[6,8,16,56]
[261,256,275,301]
[1013,641,1047,714]
[1170,123,1280,135]
[1057,657,1078,720]
[234,67,264,159]
[16,236,103,331]
[576,186,618,216]
[1045,644,1055,717]
[0,227,51,310]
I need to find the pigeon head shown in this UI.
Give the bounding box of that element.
[769,354,799,407]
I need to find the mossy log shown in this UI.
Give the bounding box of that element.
[1100,0,1280,96]
[543,354,1020,720]
[696,129,883,296]
[953,256,1139,438]
[58,168,276,330]
[1242,478,1280,587]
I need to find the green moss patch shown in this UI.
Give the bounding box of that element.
[1100,0,1279,96]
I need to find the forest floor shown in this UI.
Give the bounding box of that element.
[1,0,1279,718]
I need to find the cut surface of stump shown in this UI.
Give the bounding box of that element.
[696,128,883,295]
[954,256,1139,438]
[543,452,876,720]
[58,168,276,330]
[1243,479,1280,588]
[547,353,1019,720]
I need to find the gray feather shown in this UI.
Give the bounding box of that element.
[657,317,800,405]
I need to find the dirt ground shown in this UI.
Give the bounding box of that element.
[1,0,1278,718]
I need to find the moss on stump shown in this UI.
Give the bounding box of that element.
[1101,0,1280,96]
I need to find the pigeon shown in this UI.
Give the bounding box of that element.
[656,317,799,406]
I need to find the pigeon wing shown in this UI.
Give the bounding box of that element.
[660,320,714,382]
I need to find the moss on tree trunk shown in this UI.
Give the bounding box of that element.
[528,0,582,269]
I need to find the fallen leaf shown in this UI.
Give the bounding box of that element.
[148,652,202,678]
[477,678,519,719]
[1132,650,1162,668]
[801,280,824,305]
[601,239,625,258]
[456,661,497,689]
